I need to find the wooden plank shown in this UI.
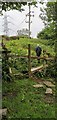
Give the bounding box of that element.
[9,55,28,58]
[8,54,54,60]
[28,44,31,78]
[31,65,43,72]
[31,56,54,60]
[45,57,54,60]
[31,64,48,73]
[9,67,12,74]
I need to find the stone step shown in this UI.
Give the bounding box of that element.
[0,108,7,116]
[33,84,44,88]
[43,81,55,87]
[45,88,53,94]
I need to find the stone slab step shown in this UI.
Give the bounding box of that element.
[43,81,55,87]
[45,88,53,94]
[0,108,7,116]
[33,84,44,88]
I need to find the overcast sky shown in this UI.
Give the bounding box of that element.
[0,2,46,38]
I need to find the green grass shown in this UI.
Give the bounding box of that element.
[2,79,55,119]
[2,38,56,119]
[5,38,55,56]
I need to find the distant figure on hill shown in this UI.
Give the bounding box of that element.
[35,44,42,63]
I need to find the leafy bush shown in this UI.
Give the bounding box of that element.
[37,23,56,40]
[2,54,12,81]
[2,48,13,81]
[45,61,55,78]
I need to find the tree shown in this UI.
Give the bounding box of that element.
[1,1,37,12]
[37,22,55,40]
[2,2,27,11]
[54,2,57,39]
[38,2,57,40]
[39,2,56,26]
[39,2,57,80]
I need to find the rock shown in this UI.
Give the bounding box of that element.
[0,108,7,116]
[45,88,53,94]
[43,81,55,87]
[33,84,43,88]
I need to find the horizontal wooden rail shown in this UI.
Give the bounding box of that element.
[8,55,54,60]
[9,55,28,58]
[30,56,54,60]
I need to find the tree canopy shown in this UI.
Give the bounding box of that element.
[38,2,57,40]
[39,2,56,26]
[2,2,27,11]
[1,1,37,11]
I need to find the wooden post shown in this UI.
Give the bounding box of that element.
[28,44,31,78]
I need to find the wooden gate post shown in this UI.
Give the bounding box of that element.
[28,44,31,78]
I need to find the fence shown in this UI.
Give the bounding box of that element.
[2,44,54,80]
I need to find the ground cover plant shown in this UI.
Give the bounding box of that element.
[2,79,55,119]
[2,37,56,119]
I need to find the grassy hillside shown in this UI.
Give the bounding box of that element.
[5,38,55,56]
[2,38,56,119]
[4,38,55,77]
